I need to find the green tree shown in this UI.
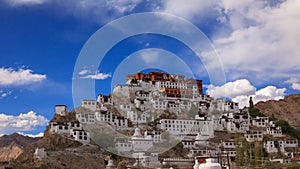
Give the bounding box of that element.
[269,113,277,121]
[275,120,300,140]
[249,96,254,108]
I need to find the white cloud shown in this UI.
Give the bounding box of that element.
[285,77,298,84]
[82,72,111,80]
[214,0,300,83]
[5,0,144,24]
[232,85,286,108]
[78,69,89,75]
[6,0,45,6]
[139,50,160,64]
[17,132,44,138]
[106,0,142,14]
[158,0,300,84]
[285,77,300,91]
[292,83,300,91]
[0,111,49,134]
[255,86,286,98]
[3,0,299,86]
[206,79,256,98]
[159,0,217,20]
[0,68,46,86]
[0,90,12,99]
[206,79,286,108]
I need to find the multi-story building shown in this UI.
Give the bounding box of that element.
[81,100,97,111]
[115,137,132,153]
[76,109,96,124]
[159,118,214,135]
[95,111,128,127]
[279,139,298,152]
[144,130,162,143]
[70,129,90,144]
[264,140,279,153]
[264,139,298,153]
[50,122,82,134]
[150,98,168,110]
[252,116,269,127]
[221,140,241,149]
[126,111,148,124]
[115,128,154,153]
[209,99,239,113]
[218,111,250,133]
[132,153,161,168]
[245,130,263,142]
[97,94,113,105]
[127,72,203,97]
[55,105,68,116]
[266,126,283,137]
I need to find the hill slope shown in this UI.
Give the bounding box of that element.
[5,113,106,169]
[255,94,300,129]
[0,133,41,162]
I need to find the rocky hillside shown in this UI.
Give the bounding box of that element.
[0,133,41,162]
[255,94,300,129]
[1,113,106,169]
[11,134,105,169]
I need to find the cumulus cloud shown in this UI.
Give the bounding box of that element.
[207,79,286,108]
[214,0,300,83]
[285,77,300,90]
[232,86,286,108]
[158,0,300,84]
[82,72,111,80]
[206,79,256,98]
[0,68,46,86]
[0,111,49,134]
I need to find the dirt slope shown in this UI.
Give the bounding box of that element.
[255,94,300,129]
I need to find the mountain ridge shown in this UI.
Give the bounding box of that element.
[0,133,41,162]
[255,94,300,129]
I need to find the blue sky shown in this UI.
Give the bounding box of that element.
[0,0,299,136]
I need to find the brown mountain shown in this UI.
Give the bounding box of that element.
[5,113,106,169]
[255,94,300,129]
[0,133,41,162]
